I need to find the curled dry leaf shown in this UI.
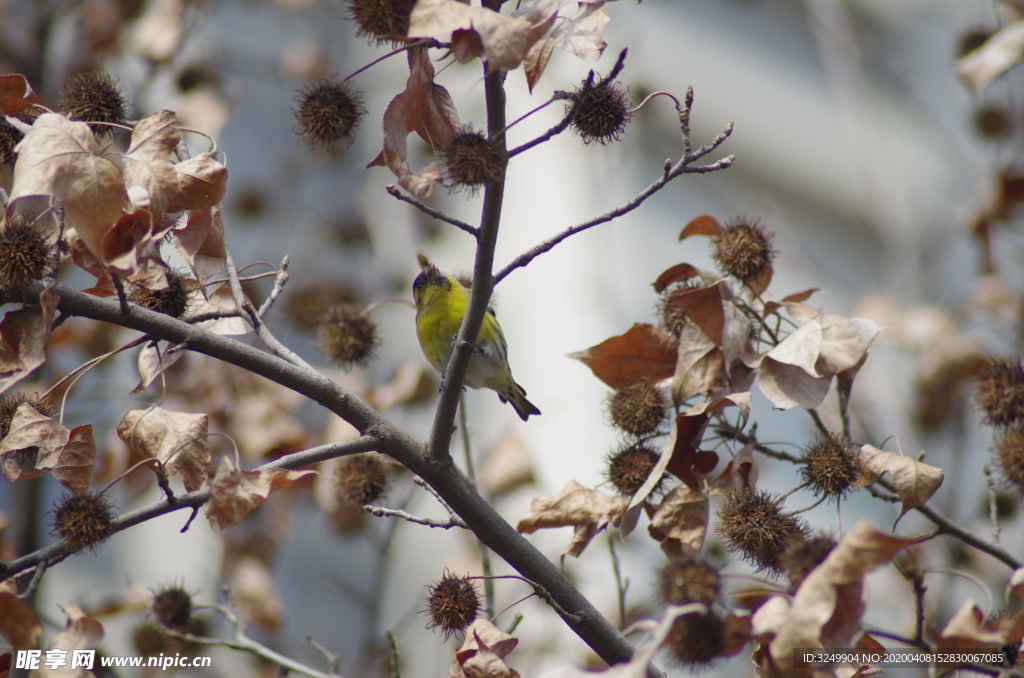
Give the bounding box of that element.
[685,392,751,431]
[669,283,725,345]
[854,445,944,523]
[0,591,43,651]
[524,1,609,90]
[760,288,820,317]
[516,479,627,559]
[9,114,126,261]
[449,619,519,678]
[116,406,211,492]
[188,285,251,336]
[48,602,104,653]
[568,323,677,389]
[672,318,721,404]
[206,456,315,531]
[1007,567,1024,603]
[679,214,723,241]
[411,0,564,74]
[620,411,716,537]
[754,311,882,410]
[368,46,461,198]
[647,484,709,557]
[173,205,227,287]
[0,74,37,116]
[131,340,184,395]
[653,262,701,294]
[0,403,96,495]
[956,19,1024,92]
[763,521,920,676]
[709,443,758,497]
[0,288,59,394]
[938,600,1024,651]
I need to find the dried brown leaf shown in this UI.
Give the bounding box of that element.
[168,152,228,212]
[450,620,520,678]
[0,288,59,394]
[409,0,536,72]
[709,443,758,497]
[620,411,715,537]
[679,214,723,240]
[367,47,461,198]
[956,20,1024,92]
[669,283,725,345]
[569,323,677,389]
[756,356,832,410]
[524,1,608,88]
[9,114,125,260]
[937,599,1018,650]
[0,74,37,116]
[818,314,883,374]
[131,340,184,395]
[854,445,944,523]
[188,286,250,336]
[117,406,211,492]
[122,110,181,226]
[647,484,709,557]
[207,455,315,531]
[765,521,919,676]
[0,591,43,651]
[516,479,627,558]
[172,206,227,286]
[0,404,96,494]
[48,602,103,652]
[684,392,750,430]
[671,321,722,404]
[652,263,701,294]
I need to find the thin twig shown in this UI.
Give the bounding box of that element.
[496,88,733,283]
[460,394,495,617]
[387,630,401,678]
[413,476,461,519]
[343,38,446,83]
[225,249,313,370]
[608,535,628,629]
[112,274,129,314]
[984,465,1002,545]
[507,84,588,158]
[385,185,477,236]
[257,255,290,319]
[363,505,467,529]
[165,627,338,678]
[308,636,342,677]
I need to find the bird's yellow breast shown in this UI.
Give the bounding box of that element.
[415,277,470,374]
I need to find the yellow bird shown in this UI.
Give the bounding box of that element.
[412,264,541,421]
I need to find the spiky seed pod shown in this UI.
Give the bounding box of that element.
[667,611,725,667]
[424,572,481,641]
[132,624,171,656]
[780,532,836,590]
[996,425,1024,493]
[0,117,23,166]
[711,218,776,285]
[800,432,859,500]
[59,70,128,137]
[50,492,115,553]
[0,392,56,439]
[974,358,1024,427]
[128,269,198,318]
[657,556,721,607]
[335,452,391,504]
[957,26,994,58]
[0,214,56,290]
[293,78,365,151]
[316,304,380,368]
[569,80,632,145]
[441,129,506,192]
[608,381,668,436]
[346,0,417,43]
[973,103,1013,140]
[605,443,663,497]
[715,490,806,576]
[151,585,193,629]
[657,293,689,339]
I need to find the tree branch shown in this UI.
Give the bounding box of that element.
[385,185,478,237]
[6,282,648,671]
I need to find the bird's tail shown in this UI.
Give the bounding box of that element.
[498,382,541,422]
